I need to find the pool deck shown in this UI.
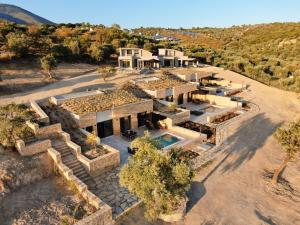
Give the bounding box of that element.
[101,126,200,166]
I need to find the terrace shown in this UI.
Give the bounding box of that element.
[100,125,202,165]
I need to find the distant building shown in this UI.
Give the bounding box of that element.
[158,49,196,67]
[118,48,160,70]
[148,33,180,42]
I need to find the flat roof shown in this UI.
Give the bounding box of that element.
[61,89,143,115]
[136,74,187,90]
[172,68,213,77]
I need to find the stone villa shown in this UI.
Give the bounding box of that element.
[118,48,196,70]
[12,68,250,224]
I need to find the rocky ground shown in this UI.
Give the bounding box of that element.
[0,151,96,225]
[0,60,97,95]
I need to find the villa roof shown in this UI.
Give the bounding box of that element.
[172,68,213,77]
[136,74,187,90]
[61,89,143,115]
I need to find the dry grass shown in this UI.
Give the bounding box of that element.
[62,89,142,115]
[137,75,186,90]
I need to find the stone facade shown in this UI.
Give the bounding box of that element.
[78,144,120,176]
[16,139,52,156]
[75,205,113,225]
[193,94,242,108]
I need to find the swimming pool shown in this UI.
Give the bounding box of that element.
[152,133,183,149]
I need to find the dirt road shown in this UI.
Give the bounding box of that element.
[0,72,139,105]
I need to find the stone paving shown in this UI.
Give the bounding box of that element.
[91,167,139,218]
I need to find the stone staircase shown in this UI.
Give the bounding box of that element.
[51,139,97,190]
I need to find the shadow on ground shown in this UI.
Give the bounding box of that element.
[187,113,282,213]
[221,113,283,173]
[254,209,277,225]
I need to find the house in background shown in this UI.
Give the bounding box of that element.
[118,48,160,70]
[158,49,196,67]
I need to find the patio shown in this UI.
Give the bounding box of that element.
[100,126,200,165]
[183,102,228,124]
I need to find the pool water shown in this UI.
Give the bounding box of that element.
[153,133,182,149]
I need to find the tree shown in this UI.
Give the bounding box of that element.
[97,66,116,82]
[0,103,35,148]
[119,132,193,220]
[272,118,300,184]
[40,54,57,79]
[86,131,98,154]
[6,32,29,57]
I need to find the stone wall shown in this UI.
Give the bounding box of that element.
[30,101,49,124]
[37,123,62,139]
[15,139,52,156]
[173,83,198,96]
[193,94,242,108]
[168,125,207,140]
[75,205,113,225]
[72,112,97,129]
[78,144,120,176]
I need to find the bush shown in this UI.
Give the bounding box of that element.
[0,103,35,148]
[119,133,193,220]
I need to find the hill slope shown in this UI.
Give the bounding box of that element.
[0,4,55,25]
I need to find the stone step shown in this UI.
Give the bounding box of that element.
[74,169,89,177]
[63,157,78,164]
[72,166,86,174]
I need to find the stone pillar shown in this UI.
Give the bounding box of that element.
[183,93,188,104]
[131,113,138,130]
[173,95,178,106]
[113,118,120,135]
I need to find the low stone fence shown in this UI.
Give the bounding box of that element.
[193,94,242,108]
[47,148,114,225]
[47,148,102,208]
[168,125,207,140]
[190,145,221,170]
[75,206,114,225]
[37,123,62,139]
[30,100,49,124]
[78,144,120,176]
[15,139,51,156]
[60,131,120,176]
[207,107,239,123]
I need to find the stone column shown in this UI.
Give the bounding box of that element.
[131,113,138,130]
[113,118,120,135]
[183,93,188,104]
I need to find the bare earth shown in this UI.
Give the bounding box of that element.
[117,67,300,225]
[0,60,97,95]
[1,66,300,224]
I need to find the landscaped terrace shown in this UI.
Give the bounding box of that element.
[61,89,143,115]
[135,74,187,91]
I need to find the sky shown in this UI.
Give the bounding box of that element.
[1,0,300,28]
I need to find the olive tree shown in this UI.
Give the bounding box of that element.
[97,66,116,82]
[119,132,193,220]
[272,118,300,184]
[40,54,57,79]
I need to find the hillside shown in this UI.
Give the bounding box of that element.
[0,4,55,25]
[0,21,299,92]
[134,23,300,92]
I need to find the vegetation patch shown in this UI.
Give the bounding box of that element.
[62,89,142,115]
